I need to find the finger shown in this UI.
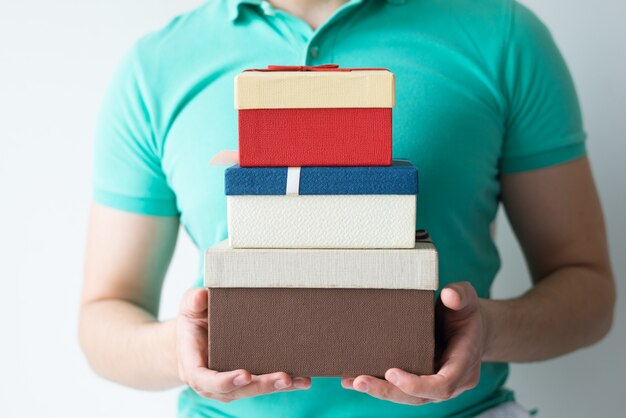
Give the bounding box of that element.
[292,377,313,389]
[201,380,310,403]
[386,369,453,401]
[440,282,477,312]
[341,377,355,389]
[385,359,469,402]
[180,288,208,319]
[228,372,309,400]
[351,375,429,406]
[189,368,253,395]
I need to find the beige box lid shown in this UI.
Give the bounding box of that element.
[204,239,438,290]
[234,70,395,109]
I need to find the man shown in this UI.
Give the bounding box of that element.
[79,0,615,416]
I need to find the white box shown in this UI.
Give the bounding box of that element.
[227,194,416,249]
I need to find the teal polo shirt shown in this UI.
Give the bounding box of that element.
[92,0,586,416]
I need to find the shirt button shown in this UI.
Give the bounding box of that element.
[309,45,320,58]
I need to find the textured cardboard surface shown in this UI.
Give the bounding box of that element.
[204,239,438,289]
[234,70,395,109]
[225,160,417,195]
[208,288,435,377]
[238,108,391,167]
[227,194,416,249]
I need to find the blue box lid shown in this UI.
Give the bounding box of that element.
[225,160,418,195]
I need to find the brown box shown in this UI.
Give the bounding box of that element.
[207,287,435,377]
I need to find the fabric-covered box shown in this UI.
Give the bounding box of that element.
[235,64,395,167]
[225,160,418,249]
[204,237,438,377]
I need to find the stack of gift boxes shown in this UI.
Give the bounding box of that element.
[205,64,439,377]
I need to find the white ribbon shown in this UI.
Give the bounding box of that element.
[286,167,301,195]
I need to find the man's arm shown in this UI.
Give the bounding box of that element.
[341,157,615,404]
[79,203,181,390]
[79,203,312,396]
[482,156,615,361]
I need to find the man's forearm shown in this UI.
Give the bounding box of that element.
[79,299,180,390]
[480,265,615,363]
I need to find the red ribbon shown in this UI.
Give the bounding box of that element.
[267,64,341,71]
[245,64,388,72]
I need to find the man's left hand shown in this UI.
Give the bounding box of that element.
[341,281,488,405]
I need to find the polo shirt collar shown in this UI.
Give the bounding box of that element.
[228,0,262,22]
[227,0,407,23]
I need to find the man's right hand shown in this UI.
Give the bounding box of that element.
[176,288,312,403]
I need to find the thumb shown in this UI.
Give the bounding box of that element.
[180,287,208,319]
[440,282,477,312]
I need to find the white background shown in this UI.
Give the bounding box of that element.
[1,1,624,416]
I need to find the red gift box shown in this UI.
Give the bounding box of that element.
[235,64,395,167]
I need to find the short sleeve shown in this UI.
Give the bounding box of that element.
[500,1,587,174]
[92,45,179,216]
